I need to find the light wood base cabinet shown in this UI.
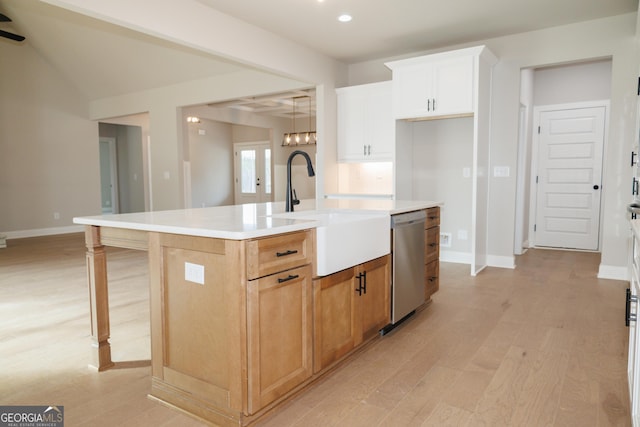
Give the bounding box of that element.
[148,230,315,426]
[313,255,390,372]
[147,230,391,426]
[247,264,313,413]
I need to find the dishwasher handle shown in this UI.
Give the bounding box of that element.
[391,210,427,228]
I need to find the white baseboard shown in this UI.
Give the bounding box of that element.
[3,225,84,240]
[597,264,630,281]
[441,251,515,270]
[487,255,516,269]
[440,250,472,264]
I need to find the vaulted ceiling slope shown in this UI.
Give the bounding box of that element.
[0,0,246,100]
[0,0,637,102]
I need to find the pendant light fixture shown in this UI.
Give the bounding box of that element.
[282,95,316,146]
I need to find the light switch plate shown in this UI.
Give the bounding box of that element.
[493,166,510,178]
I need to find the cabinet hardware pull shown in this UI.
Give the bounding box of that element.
[433,98,436,111]
[363,144,367,156]
[276,249,298,257]
[355,272,366,295]
[362,271,367,294]
[429,243,438,247]
[428,276,437,282]
[632,151,638,167]
[427,99,431,111]
[627,288,638,326]
[634,178,639,196]
[278,274,299,283]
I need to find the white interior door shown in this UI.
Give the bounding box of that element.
[234,142,272,205]
[534,105,605,250]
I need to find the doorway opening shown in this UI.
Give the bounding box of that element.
[98,122,147,214]
[514,58,612,253]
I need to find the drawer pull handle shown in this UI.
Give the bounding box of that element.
[627,288,638,326]
[429,243,438,247]
[278,274,299,283]
[428,276,438,282]
[428,216,438,220]
[276,249,298,257]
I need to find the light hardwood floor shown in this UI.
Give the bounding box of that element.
[0,233,631,426]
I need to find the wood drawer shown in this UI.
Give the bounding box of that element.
[425,207,440,229]
[425,226,440,264]
[425,260,439,299]
[246,230,314,280]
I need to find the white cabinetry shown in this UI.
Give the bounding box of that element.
[337,81,394,162]
[389,55,474,120]
[387,45,497,276]
[629,224,640,426]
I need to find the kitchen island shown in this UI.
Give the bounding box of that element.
[73,198,440,426]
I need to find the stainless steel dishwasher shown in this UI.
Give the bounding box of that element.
[389,210,426,327]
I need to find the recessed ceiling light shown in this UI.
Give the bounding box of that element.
[337,14,352,23]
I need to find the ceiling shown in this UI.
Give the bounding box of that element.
[0,0,637,113]
[198,0,638,63]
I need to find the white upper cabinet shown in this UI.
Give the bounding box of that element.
[386,47,491,120]
[337,81,394,162]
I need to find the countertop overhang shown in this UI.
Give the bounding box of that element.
[73,199,442,240]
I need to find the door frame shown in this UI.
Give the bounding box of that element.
[233,141,273,205]
[99,137,119,214]
[527,100,609,250]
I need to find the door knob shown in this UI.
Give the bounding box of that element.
[593,185,599,190]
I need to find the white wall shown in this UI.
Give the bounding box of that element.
[409,118,475,255]
[347,13,638,275]
[533,59,612,105]
[187,119,234,208]
[0,40,99,237]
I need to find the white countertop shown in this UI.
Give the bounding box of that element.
[73,198,442,240]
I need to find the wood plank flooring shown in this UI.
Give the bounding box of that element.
[0,233,631,426]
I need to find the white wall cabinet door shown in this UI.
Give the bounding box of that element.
[337,81,393,162]
[630,231,640,427]
[432,56,474,116]
[388,53,474,120]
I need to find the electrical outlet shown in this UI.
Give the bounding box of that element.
[440,232,452,248]
[185,262,205,285]
[53,212,60,220]
[457,229,468,241]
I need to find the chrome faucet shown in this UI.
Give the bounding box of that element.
[286,150,315,212]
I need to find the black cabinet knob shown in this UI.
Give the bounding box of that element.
[593,185,599,190]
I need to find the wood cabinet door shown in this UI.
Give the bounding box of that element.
[246,265,313,414]
[312,268,359,373]
[359,255,391,341]
[425,260,439,300]
[425,226,440,265]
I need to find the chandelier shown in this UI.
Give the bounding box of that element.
[282,96,317,146]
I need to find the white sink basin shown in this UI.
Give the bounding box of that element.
[271,209,390,276]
